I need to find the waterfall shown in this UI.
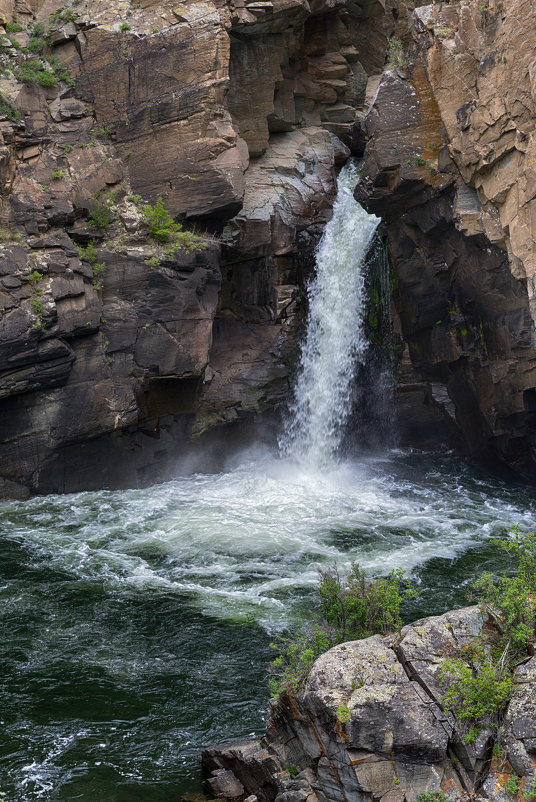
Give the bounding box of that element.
[280,160,380,466]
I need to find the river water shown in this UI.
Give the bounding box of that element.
[2,164,536,800]
[1,453,536,800]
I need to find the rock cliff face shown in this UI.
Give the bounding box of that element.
[0,0,391,495]
[202,607,536,802]
[356,0,536,478]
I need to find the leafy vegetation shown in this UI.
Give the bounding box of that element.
[415,793,447,802]
[90,125,113,143]
[49,7,78,24]
[461,726,480,745]
[269,626,331,699]
[142,196,206,253]
[78,241,105,289]
[28,269,43,285]
[439,528,536,728]
[31,297,43,315]
[13,54,73,88]
[318,563,415,642]
[440,657,513,724]
[387,37,406,69]
[506,777,520,795]
[268,563,415,698]
[0,93,20,121]
[88,190,115,230]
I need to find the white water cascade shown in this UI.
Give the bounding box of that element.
[281,161,381,466]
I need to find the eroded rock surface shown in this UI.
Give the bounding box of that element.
[0,0,391,493]
[356,0,536,478]
[202,607,536,802]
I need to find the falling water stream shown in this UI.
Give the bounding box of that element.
[2,165,536,801]
[281,162,380,464]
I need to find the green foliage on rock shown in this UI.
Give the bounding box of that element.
[440,658,513,724]
[268,563,415,698]
[142,196,206,253]
[440,527,536,728]
[416,793,447,802]
[336,704,350,723]
[88,190,115,230]
[318,563,416,642]
[0,93,20,121]
[269,626,331,699]
[387,37,406,68]
[78,241,105,288]
[506,777,520,795]
[142,196,182,243]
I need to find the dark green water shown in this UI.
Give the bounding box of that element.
[1,450,535,800]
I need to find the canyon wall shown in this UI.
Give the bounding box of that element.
[0,0,391,495]
[357,0,536,478]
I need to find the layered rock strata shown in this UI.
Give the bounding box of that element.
[0,0,391,494]
[356,0,536,478]
[202,607,536,802]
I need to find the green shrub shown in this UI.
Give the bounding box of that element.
[14,59,58,86]
[78,241,104,285]
[147,256,161,268]
[269,626,331,699]
[46,55,74,86]
[387,37,406,69]
[78,241,99,263]
[318,562,416,642]
[49,7,77,24]
[461,727,481,745]
[31,297,43,315]
[88,191,115,229]
[472,528,536,659]
[525,779,536,802]
[141,198,206,252]
[51,170,65,180]
[28,36,47,54]
[28,269,43,284]
[336,705,350,724]
[416,793,447,802]
[142,196,181,243]
[0,93,20,121]
[120,21,131,30]
[506,777,520,795]
[269,563,414,698]
[439,658,513,725]
[90,125,113,142]
[5,22,23,33]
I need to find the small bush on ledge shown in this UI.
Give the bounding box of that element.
[142,196,206,253]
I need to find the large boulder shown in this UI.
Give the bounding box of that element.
[203,607,536,802]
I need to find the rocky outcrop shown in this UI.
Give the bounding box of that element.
[202,607,536,802]
[356,0,536,478]
[0,0,392,494]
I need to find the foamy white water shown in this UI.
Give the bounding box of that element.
[3,451,535,632]
[281,162,380,465]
